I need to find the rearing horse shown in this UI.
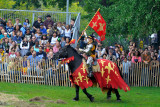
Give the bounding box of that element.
[54,45,130,102]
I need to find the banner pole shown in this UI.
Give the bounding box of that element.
[77,8,100,43]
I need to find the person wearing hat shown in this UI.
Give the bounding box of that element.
[79,33,96,77]
[20,22,27,36]
[33,16,43,34]
[44,14,54,29]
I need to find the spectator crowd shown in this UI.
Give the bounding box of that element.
[0,15,160,86]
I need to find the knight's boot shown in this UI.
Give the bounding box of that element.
[88,66,93,78]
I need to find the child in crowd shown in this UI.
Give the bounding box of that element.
[6,23,14,37]
[47,24,52,37]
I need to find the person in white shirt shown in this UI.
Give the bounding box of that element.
[49,32,58,46]
[20,37,30,56]
[64,25,71,38]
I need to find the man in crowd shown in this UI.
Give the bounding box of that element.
[43,14,54,29]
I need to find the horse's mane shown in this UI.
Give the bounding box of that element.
[68,45,83,59]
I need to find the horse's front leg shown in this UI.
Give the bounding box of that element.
[73,85,79,101]
[82,88,94,102]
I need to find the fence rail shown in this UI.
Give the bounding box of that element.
[0,57,159,87]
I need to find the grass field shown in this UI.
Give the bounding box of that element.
[0,82,160,107]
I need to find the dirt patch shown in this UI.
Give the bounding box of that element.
[29,97,44,102]
[56,99,67,104]
[29,96,67,104]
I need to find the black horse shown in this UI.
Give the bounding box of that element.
[54,45,130,102]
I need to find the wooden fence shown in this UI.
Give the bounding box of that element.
[0,57,159,87]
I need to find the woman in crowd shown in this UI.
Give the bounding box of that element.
[39,35,48,48]
[20,37,30,56]
[53,38,61,54]
[12,25,23,37]
[65,24,71,39]
[9,41,19,52]
[131,51,142,63]
[24,18,30,28]
[49,32,58,47]
[33,41,40,52]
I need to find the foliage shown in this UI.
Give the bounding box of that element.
[0,82,160,107]
[0,0,15,9]
[82,0,160,40]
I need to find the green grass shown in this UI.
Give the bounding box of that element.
[0,82,160,107]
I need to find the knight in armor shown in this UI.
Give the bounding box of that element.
[79,34,96,77]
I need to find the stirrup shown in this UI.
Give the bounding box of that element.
[88,72,94,78]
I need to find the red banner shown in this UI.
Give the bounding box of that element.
[89,11,106,41]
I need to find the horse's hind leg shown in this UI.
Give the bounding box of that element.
[107,88,112,100]
[82,88,94,102]
[114,89,121,101]
[73,85,79,101]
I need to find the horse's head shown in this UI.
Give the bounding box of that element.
[53,45,69,60]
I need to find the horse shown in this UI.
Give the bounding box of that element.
[54,45,130,102]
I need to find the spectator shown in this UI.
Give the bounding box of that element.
[47,24,52,37]
[12,25,23,37]
[114,46,120,59]
[158,46,160,56]
[102,54,107,59]
[151,51,155,60]
[32,16,43,34]
[120,50,126,61]
[0,24,4,35]
[43,14,54,29]
[25,28,32,41]
[33,41,40,52]
[45,42,50,54]
[106,49,116,62]
[8,38,12,46]
[36,46,47,59]
[16,51,23,60]
[122,57,130,85]
[26,46,34,56]
[39,35,48,48]
[6,19,13,27]
[20,22,27,37]
[2,32,10,42]
[12,31,22,45]
[65,37,70,46]
[0,29,6,39]
[9,47,16,59]
[6,23,14,37]
[131,51,142,63]
[61,37,66,48]
[0,17,6,26]
[49,32,58,46]
[24,18,30,28]
[20,37,30,56]
[35,28,41,41]
[29,36,37,47]
[57,22,64,37]
[142,48,151,64]
[27,51,40,75]
[9,41,19,52]
[14,18,21,28]
[53,38,61,54]
[2,38,9,53]
[65,25,71,39]
[40,23,47,35]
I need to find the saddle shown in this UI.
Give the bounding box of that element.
[82,59,100,73]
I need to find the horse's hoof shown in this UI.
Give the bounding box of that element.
[89,96,94,102]
[73,97,79,101]
[107,96,111,100]
[117,98,121,102]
